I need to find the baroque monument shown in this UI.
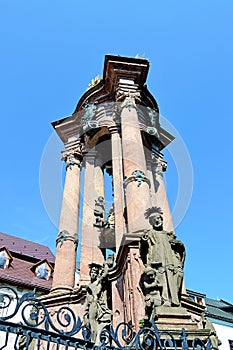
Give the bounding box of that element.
[41,55,219,347]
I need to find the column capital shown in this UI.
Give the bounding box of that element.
[116,89,141,112]
[61,147,83,170]
[124,170,151,189]
[56,230,79,251]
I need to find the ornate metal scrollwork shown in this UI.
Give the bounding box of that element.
[0,286,218,350]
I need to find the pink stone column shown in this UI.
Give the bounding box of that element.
[146,156,157,206]
[152,151,174,232]
[109,126,126,252]
[120,103,151,232]
[79,151,105,283]
[52,148,82,293]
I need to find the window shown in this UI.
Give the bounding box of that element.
[0,249,12,269]
[229,340,233,349]
[0,251,7,269]
[35,263,50,280]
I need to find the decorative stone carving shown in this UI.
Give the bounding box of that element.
[106,204,115,229]
[93,196,106,228]
[146,126,158,136]
[56,230,79,249]
[82,102,100,134]
[147,107,158,128]
[112,103,121,124]
[83,257,114,344]
[151,154,167,178]
[140,207,185,308]
[116,89,141,112]
[99,204,116,250]
[142,266,162,322]
[124,170,151,188]
[61,146,83,170]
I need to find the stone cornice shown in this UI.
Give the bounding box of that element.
[51,55,175,150]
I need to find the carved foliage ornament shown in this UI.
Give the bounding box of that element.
[56,230,79,250]
[82,102,100,133]
[61,146,83,170]
[116,89,141,112]
[124,170,151,188]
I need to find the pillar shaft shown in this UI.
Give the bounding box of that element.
[152,151,174,232]
[79,151,104,283]
[121,103,151,232]
[109,126,126,252]
[52,148,82,292]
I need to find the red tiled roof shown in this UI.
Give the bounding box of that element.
[0,255,53,292]
[0,232,55,263]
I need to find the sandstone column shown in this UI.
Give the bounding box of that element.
[79,150,105,283]
[109,125,126,252]
[120,94,151,232]
[52,146,82,293]
[152,150,174,232]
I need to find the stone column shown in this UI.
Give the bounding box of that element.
[52,147,82,293]
[120,94,151,232]
[152,151,174,232]
[109,125,126,252]
[79,150,105,283]
[146,156,157,206]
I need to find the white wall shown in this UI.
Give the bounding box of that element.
[213,322,233,350]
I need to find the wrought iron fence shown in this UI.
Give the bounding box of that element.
[0,286,216,350]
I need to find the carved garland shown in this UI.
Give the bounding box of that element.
[124,170,151,188]
[56,230,79,250]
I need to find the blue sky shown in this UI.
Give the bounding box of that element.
[0,1,233,303]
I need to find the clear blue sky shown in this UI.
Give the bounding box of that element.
[0,1,233,303]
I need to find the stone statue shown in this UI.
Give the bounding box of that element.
[142,266,162,322]
[83,257,113,344]
[170,235,186,300]
[140,207,185,307]
[93,196,106,228]
[106,204,115,229]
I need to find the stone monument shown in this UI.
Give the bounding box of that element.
[40,55,218,347]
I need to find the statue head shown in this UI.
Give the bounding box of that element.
[145,207,163,230]
[88,263,102,282]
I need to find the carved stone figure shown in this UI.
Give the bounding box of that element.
[106,204,115,229]
[82,102,100,135]
[170,235,186,300]
[141,207,185,307]
[142,266,162,322]
[94,196,106,228]
[83,258,113,344]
